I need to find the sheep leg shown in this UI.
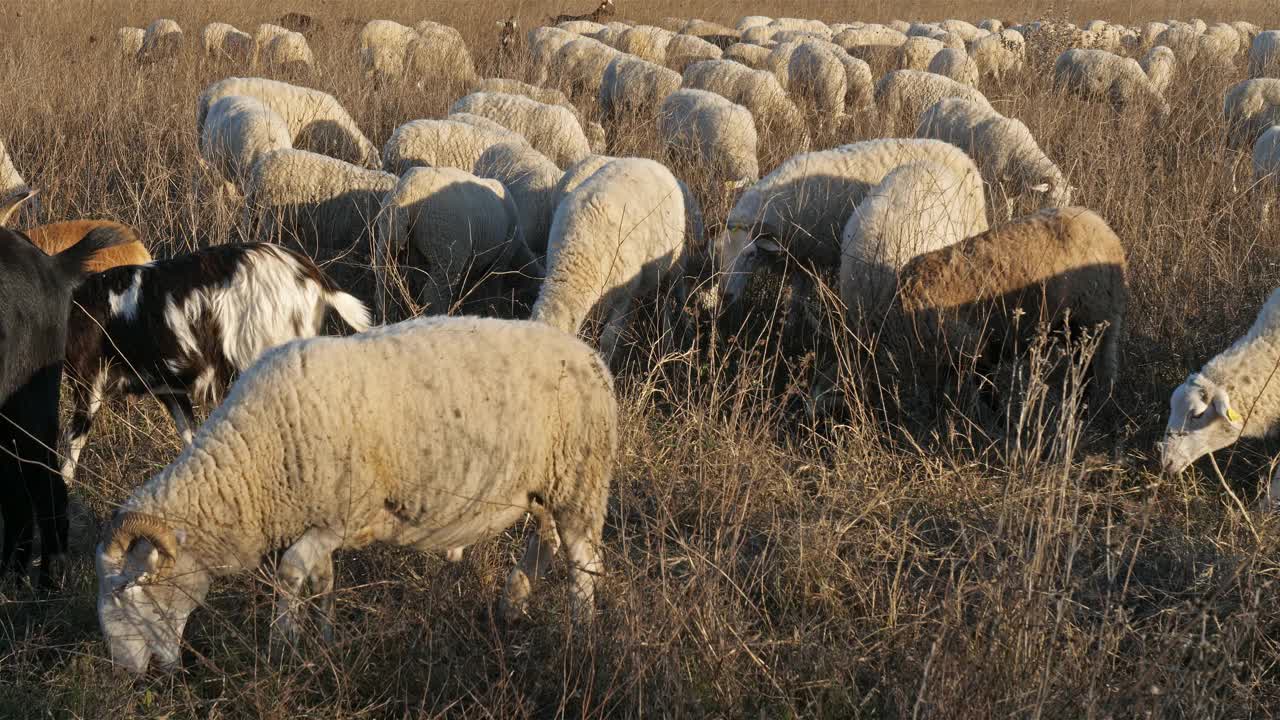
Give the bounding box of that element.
[1091,317,1123,408]
[60,370,107,486]
[159,393,197,445]
[557,518,604,622]
[599,296,633,368]
[500,502,561,623]
[271,527,343,656]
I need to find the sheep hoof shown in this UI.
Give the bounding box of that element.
[500,568,533,623]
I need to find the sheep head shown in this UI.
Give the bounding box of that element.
[1160,374,1245,475]
[96,511,209,674]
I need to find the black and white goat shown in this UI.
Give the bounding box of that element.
[550,0,615,24]
[0,203,119,584]
[61,242,372,483]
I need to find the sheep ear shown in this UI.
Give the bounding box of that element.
[1211,389,1242,425]
[755,237,782,254]
[1030,182,1050,192]
[0,189,36,227]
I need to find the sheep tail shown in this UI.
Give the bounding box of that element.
[325,290,372,334]
[54,226,125,282]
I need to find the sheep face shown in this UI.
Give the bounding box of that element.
[1160,374,1244,474]
[96,540,210,674]
[716,226,779,307]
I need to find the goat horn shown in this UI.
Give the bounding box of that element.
[104,511,178,570]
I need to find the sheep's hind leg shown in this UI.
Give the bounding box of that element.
[558,518,604,622]
[271,527,343,658]
[500,501,561,622]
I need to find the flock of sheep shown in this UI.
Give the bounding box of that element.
[0,7,1279,678]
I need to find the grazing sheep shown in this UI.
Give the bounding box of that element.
[408,21,478,88]
[96,315,616,674]
[138,19,183,63]
[1225,78,1280,148]
[450,92,592,169]
[665,33,723,72]
[1250,31,1280,78]
[244,149,396,288]
[263,30,314,73]
[359,20,419,80]
[1053,47,1174,120]
[532,158,689,363]
[1160,287,1280,489]
[840,160,988,323]
[0,219,116,582]
[616,25,676,64]
[658,89,759,183]
[475,141,563,256]
[785,40,849,117]
[117,27,145,59]
[471,78,607,152]
[1254,125,1280,184]
[682,60,808,148]
[718,139,980,332]
[374,167,533,318]
[25,220,152,273]
[200,23,254,64]
[381,118,521,175]
[253,23,292,52]
[724,42,771,68]
[0,138,37,222]
[197,77,380,168]
[874,70,993,134]
[927,47,980,87]
[599,55,683,122]
[896,206,1126,404]
[1156,23,1236,69]
[528,26,579,86]
[968,29,1025,83]
[558,19,607,35]
[833,25,908,54]
[551,36,623,98]
[61,243,371,485]
[917,98,1073,217]
[736,16,772,33]
[199,95,293,194]
[897,36,945,70]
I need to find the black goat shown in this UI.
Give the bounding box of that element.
[550,0,615,24]
[0,213,118,584]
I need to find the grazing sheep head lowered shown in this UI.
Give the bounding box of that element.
[716,224,780,308]
[1160,373,1245,474]
[96,512,210,675]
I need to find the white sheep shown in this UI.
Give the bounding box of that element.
[199,95,292,195]
[450,92,592,169]
[927,47,980,87]
[528,26,579,86]
[200,23,254,64]
[1254,125,1280,217]
[599,55,683,121]
[471,78,606,153]
[833,24,907,53]
[784,40,849,117]
[718,139,981,330]
[1156,23,1236,69]
[474,141,563,256]
[253,23,292,51]
[532,157,689,363]
[359,20,419,80]
[138,19,184,63]
[1250,31,1280,79]
[408,21,478,89]
[551,36,623,98]
[615,25,675,64]
[664,33,722,72]
[263,31,313,74]
[682,60,808,148]
[374,167,534,318]
[917,98,1073,217]
[658,89,759,184]
[840,160,988,323]
[245,149,396,289]
[1224,78,1280,148]
[1053,47,1174,121]
[897,36,945,70]
[558,19,607,36]
[968,29,1025,83]
[382,118,521,175]
[117,27,145,59]
[1160,287,1280,504]
[197,77,380,168]
[736,16,772,33]
[724,42,771,69]
[95,315,617,674]
[874,70,993,135]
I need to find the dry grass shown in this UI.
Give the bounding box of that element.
[4,0,1280,717]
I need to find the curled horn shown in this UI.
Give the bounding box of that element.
[104,512,178,570]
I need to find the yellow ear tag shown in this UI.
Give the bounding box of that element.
[1228,408,1243,423]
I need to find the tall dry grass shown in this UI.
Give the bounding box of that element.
[3,0,1280,717]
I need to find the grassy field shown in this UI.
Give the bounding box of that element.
[4,0,1280,717]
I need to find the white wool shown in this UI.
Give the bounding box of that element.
[658,89,759,183]
[200,95,292,193]
[450,92,591,169]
